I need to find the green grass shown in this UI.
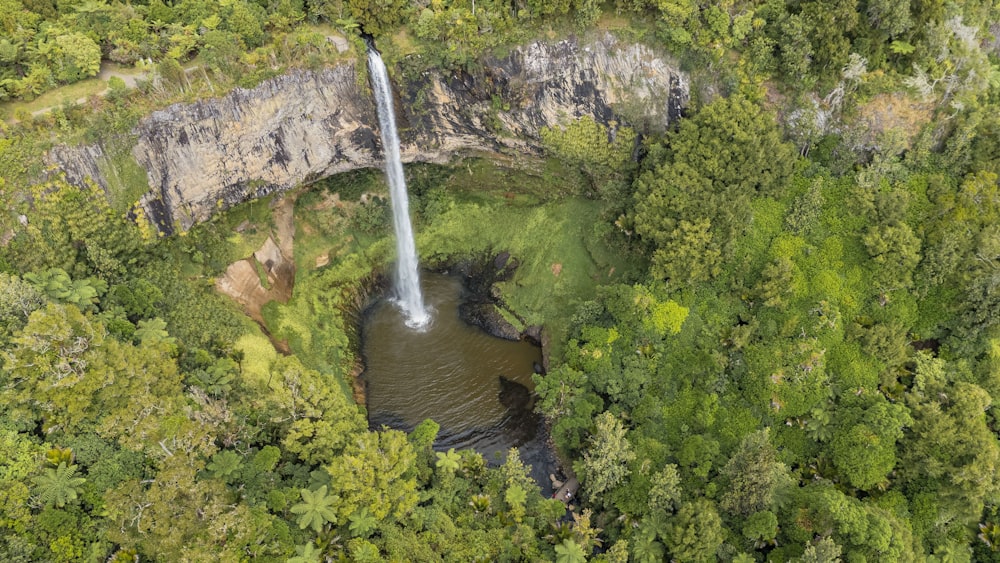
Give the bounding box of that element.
[2,76,109,119]
[235,332,280,387]
[293,173,387,275]
[209,195,275,266]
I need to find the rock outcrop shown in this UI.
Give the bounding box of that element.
[49,34,688,233]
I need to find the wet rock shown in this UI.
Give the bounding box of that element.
[498,376,534,411]
[458,303,520,341]
[523,325,543,346]
[494,251,510,269]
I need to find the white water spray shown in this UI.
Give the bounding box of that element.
[368,48,430,328]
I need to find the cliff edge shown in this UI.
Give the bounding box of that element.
[50,34,688,233]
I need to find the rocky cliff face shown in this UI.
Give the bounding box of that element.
[50,34,688,233]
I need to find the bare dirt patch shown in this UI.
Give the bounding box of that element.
[216,195,296,330]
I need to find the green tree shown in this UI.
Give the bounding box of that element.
[862,222,921,289]
[134,317,177,348]
[664,499,724,562]
[649,217,721,285]
[348,507,377,538]
[51,32,100,83]
[830,395,910,490]
[800,0,858,84]
[24,268,105,312]
[505,483,528,523]
[0,273,45,339]
[633,96,795,283]
[224,1,266,48]
[721,429,788,516]
[797,536,843,562]
[866,0,912,37]
[743,510,778,546]
[3,303,104,431]
[288,542,322,563]
[435,447,461,473]
[648,464,682,514]
[326,429,418,522]
[631,527,665,563]
[205,450,242,481]
[346,0,408,36]
[9,178,143,279]
[901,353,1000,525]
[575,412,636,499]
[107,278,163,321]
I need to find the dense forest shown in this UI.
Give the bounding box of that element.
[3,0,1000,561]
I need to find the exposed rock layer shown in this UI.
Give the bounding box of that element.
[50,35,688,233]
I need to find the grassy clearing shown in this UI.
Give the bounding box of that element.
[1,63,147,121]
[211,196,275,265]
[419,195,636,357]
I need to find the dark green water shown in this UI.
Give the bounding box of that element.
[361,272,554,484]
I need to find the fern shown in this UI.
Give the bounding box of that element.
[32,462,86,508]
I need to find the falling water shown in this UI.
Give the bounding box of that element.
[368,48,430,328]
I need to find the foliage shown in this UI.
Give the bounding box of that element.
[632,96,796,285]
[31,463,86,508]
[541,116,636,198]
[347,0,408,36]
[575,411,635,500]
[290,485,339,534]
[0,273,45,341]
[2,0,1000,559]
[8,178,145,281]
[720,429,788,516]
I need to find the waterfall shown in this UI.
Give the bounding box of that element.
[367,48,430,328]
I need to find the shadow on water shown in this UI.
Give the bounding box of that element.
[362,272,557,494]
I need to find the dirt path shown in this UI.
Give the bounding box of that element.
[24,63,149,119]
[98,64,144,88]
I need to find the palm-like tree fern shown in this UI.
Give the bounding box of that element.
[206,450,242,481]
[32,462,86,508]
[435,448,461,474]
[554,538,587,563]
[348,507,378,538]
[287,542,321,563]
[290,485,338,533]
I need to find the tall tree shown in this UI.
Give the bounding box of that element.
[720,429,789,516]
[575,411,636,499]
[633,96,796,284]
